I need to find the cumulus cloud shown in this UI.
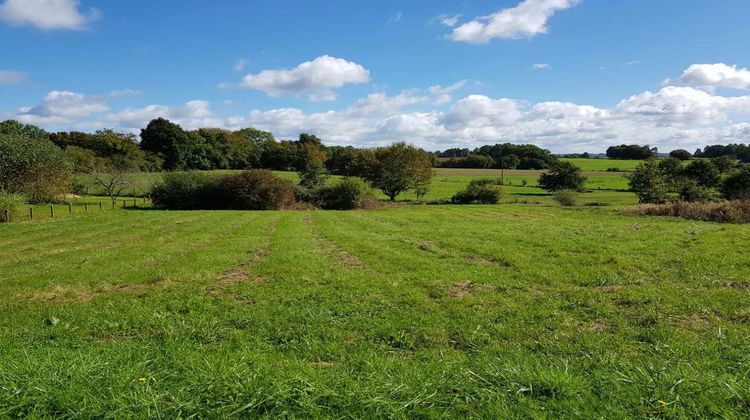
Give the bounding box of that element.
[450,0,581,43]
[532,63,551,70]
[0,0,99,30]
[105,100,220,131]
[0,70,28,84]
[678,63,750,90]
[240,55,370,100]
[15,91,108,126]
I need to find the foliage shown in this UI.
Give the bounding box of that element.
[440,155,495,169]
[678,180,716,203]
[0,133,72,203]
[721,167,750,200]
[150,172,217,210]
[363,143,433,201]
[140,118,189,170]
[627,159,670,204]
[606,144,657,159]
[553,189,578,206]
[697,143,750,163]
[217,170,296,210]
[312,177,374,210]
[538,161,587,192]
[711,156,737,173]
[92,168,134,205]
[451,178,504,204]
[669,149,692,160]
[0,119,48,139]
[0,192,24,222]
[681,159,720,188]
[517,157,549,170]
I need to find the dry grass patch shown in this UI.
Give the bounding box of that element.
[624,200,750,224]
[447,281,494,298]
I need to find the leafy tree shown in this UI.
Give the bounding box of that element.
[711,156,737,173]
[627,159,670,204]
[497,154,520,169]
[669,149,692,160]
[452,178,504,204]
[0,120,48,139]
[64,146,102,173]
[606,144,657,159]
[363,142,433,201]
[0,133,72,203]
[681,159,721,188]
[538,161,587,192]
[140,118,189,170]
[440,155,495,169]
[720,167,750,200]
[517,157,549,170]
[325,146,360,175]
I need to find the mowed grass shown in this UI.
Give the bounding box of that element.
[1,205,749,417]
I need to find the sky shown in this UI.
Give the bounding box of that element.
[2,0,750,153]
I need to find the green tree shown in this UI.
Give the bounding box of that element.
[627,159,670,204]
[0,120,48,139]
[0,133,72,203]
[140,118,188,170]
[538,161,587,192]
[363,142,433,201]
[720,167,750,200]
[681,159,721,188]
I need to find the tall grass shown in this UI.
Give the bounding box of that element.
[624,200,750,223]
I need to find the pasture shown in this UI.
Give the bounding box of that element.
[1,203,749,417]
[560,158,644,171]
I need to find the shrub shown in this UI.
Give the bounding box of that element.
[313,177,374,210]
[553,189,578,206]
[218,170,296,210]
[721,167,750,200]
[678,181,716,203]
[518,158,548,170]
[681,159,721,188]
[0,192,24,222]
[452,178,504,204]
[150,172,217,210]
[0,133,72,203]
[624,201,750,224]
[627,159,670,204]
[538,161,587,192]
[669,149,692,160]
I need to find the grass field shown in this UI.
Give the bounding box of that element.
[560,158,644,171]
[1,204,750,417]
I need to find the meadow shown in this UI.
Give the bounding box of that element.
[1,203,749,417]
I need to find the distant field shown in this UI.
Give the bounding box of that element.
[560,158,644,171]
[1,205,749,417]
[73,168,632,206]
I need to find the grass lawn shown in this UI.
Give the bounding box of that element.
[560,158,644,171]
[1,204,749,417]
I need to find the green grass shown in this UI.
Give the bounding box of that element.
[1,204,749,417]
[560,158,644,171]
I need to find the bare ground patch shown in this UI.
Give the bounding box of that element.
[447,281,494,299]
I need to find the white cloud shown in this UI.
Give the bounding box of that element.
[532,63,551,70]
[386,11,402,27]
[0,0,99,30]
[678,63,750,90]
[240,55,370,100]
[450,0,581,43]
[234,59,249,72]
[0,70,28,84]
[105,100,220,131]
[16,91,108,126]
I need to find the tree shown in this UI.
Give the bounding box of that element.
[711,156,737,173]
[538,161,587,192]
[363,142,433,201]
[669,149,692,160]
[627,159,670,204]
[606,144,657,159]
[720,167,750,200]
[92,166,133,206]
[0,120,48,139]
[140,118,188,170]
[681,159,721,188]
[0,133,72,203]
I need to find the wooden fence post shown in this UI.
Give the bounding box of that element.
[133,198,137,208]
[100,201,103,211]
[122,200,126,208]
[50,205,54,219]
[29,207,33,220]
[84,202,88,212]
[68,202,72,215]
[3,209,8,223]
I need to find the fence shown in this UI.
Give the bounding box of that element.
[2,197,150,224]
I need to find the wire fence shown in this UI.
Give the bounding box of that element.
[2,197,151,224]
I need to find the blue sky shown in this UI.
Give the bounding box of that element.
[2,0,750,152]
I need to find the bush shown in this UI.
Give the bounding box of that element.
[678,181,716,203]
[151,170,296,210]
[313,177,374,210]
[452,178,504,204]
[517,158,548,170]
[553,189,578,206]
[681,159,720,188]
[218,170,296,210]
[721,167,750,200]
[624,201,750,224]
[538,161,587,192]
[0,192,24,222]
[627,159,670,204]
[150,171,217,210]
[0,133,72,203]
[669,149,692,160]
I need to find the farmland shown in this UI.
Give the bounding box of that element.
[2,197,750,417]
